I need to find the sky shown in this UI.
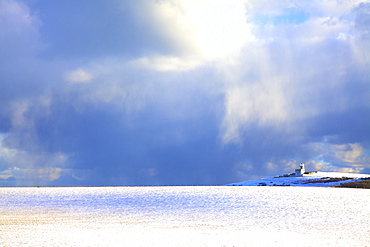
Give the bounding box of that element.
[0,0,369,186]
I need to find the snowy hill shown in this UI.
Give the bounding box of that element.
[227,169,370,187]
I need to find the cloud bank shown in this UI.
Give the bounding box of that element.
[0,0,369,186]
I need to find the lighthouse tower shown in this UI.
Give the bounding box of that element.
[295,163,306,176]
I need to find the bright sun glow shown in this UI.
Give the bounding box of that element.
[185,0,251,59]
[145,0,253,70]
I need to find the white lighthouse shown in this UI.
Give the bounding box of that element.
[295,163,306,176]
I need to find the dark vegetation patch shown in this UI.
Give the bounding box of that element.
[305,177,352,184]
[333,178,370,189]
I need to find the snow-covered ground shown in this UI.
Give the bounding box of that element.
[1,186,370,246]
[227,171,370,187]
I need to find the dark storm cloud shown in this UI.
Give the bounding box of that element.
[31,0,178,59]
[1,71,242,186]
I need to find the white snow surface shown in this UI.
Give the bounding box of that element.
[1,186,370,247]
[227,171,370,187]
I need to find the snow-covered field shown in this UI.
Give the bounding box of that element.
[227,171,370,187]
[1,186,370,246]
